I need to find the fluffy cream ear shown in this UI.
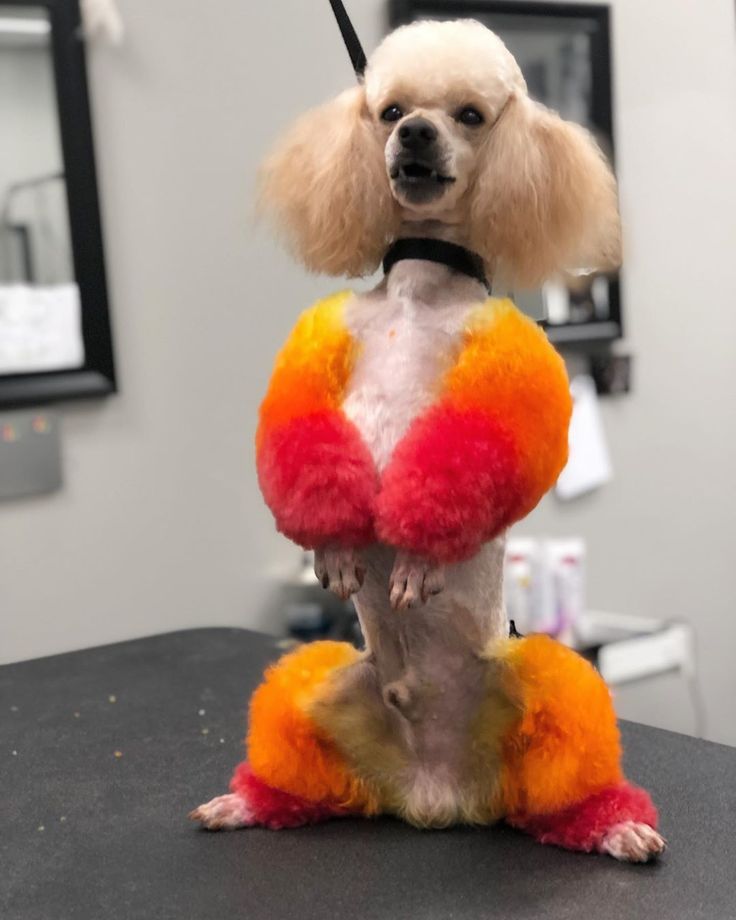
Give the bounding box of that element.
[259,86,400,277]
[469,94,621,288]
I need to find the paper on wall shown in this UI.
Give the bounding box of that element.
[0,283,84,373]
[555,374,612,500]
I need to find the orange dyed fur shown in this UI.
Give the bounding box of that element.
[247,641,378,813]
[245,636,622,823]
[258,295,571,525]
[251,297,613,824]
[256,291,356,449]
[496,635,623,817]
[445,299,572,518]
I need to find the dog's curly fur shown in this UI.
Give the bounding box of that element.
[192,19,665,864]
[260,18,620,285]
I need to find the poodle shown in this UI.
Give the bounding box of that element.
[190,18,665,863]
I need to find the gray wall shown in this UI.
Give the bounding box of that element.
[1,1,735,745]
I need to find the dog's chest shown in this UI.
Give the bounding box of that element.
[343,291,472,470]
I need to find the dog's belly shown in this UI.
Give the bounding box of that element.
[335,284,509,825]
[346,537,508,826]
[313,545,512,826]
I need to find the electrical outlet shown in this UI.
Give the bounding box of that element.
[0,410,62,500]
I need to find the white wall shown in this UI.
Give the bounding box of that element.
[1,1,735,744]
[516,0,736,745]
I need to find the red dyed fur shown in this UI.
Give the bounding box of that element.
[230,762,344,830]
[376,405,524,563]
[257,410,379,549]
[508,783,658,853]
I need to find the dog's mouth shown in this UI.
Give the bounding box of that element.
[389,158,456,203]
[390,162,455,184]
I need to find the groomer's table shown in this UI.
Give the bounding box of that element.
[2,629,734,920]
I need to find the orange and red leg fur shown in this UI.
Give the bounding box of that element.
[495,636,664,860]
[188,765,348,831]
[508,782,662,859]
[191,638,664,860]
[228,762,348,829]
[189,642,375,831]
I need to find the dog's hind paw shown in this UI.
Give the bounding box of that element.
[189,793,255,831]
[600,821,666,862]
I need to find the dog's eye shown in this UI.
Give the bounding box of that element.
[381,104,403,123]
[456,107,484,126]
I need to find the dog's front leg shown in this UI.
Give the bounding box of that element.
[388,550,445,610]
[314,545,365,600]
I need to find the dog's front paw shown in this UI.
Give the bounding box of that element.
[389,551,445,610]
[189,793,255,831]
[600,821,666,862]
[314,546,365,601]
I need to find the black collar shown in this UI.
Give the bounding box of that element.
[382,238,490,292]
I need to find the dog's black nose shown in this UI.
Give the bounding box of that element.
[398,117,438,151]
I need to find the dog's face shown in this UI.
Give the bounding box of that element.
[365,20,525,218]
[379,102,486,212]
[261,19,621,284]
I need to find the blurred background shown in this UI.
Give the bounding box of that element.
[1,0,735,746]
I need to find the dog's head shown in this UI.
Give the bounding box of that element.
[260,19,621,286]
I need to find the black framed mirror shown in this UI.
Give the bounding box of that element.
[389,0,622,345]
[0,0,114,407]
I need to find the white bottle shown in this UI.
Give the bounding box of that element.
[546,538,586,643]
[504,538,538,634]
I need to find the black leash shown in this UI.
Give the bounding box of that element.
[328,0,367,78]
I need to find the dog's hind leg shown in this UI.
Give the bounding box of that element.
[188,791,254,830]
[495,635,665,862]
[189,763,347,830]
[507,782,665,862]
[189,641,377,830]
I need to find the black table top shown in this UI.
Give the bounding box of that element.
[2,627,735,920]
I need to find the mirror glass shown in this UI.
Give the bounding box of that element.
[0,5,82,374]
[484,12,597,129]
